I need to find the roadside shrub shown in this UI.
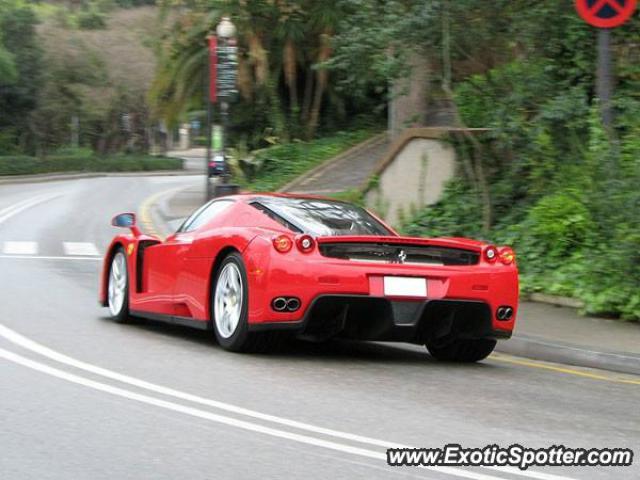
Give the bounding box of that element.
[0,154,182,175]
[76,9,107,30]
[524,190,592,260]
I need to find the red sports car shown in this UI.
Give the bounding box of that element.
[100,194,518,362]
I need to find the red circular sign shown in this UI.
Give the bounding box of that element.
[575,0,637,28]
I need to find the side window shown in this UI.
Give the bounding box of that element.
[178,200,234,233]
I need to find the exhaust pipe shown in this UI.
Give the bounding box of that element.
[272,297,287,312]
[286,297,300,312]
[496,306,514,321]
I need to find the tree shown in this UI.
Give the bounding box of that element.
[0,0,42,153]
[150,0,375,144]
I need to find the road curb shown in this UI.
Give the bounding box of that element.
[0,170,198,186]
[138,185,192,239]
[495,335,640,376]
[524,293,585,309]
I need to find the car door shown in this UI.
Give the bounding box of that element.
[137,200,235,317]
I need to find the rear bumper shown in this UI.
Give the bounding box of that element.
[244,242,518,341]
[249,295,511,344]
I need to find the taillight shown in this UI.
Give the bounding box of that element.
[484,245,498,263]
[272,235,293,253]
[296,235,315,253]
[499,247,515,265]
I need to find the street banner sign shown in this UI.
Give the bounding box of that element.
[216,39,238,100]
[575,0,637,28]
[208,36,218,104]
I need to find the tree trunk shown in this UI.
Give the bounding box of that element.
[445,85,492,235]
[306,32,332,139]
[247,33,269,86]
[237,54,254,101]
[301,66,314,123]
[283,40,298,114]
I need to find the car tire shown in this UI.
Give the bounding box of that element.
[426,338,496,363]
[211,252,281,353]
[107,248,131,323]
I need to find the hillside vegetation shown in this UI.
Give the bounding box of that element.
[0,1,159,156]
[384,2,640,320]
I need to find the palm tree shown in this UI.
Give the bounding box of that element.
[150,0,345,141]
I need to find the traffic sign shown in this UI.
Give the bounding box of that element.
[575,0,637,28]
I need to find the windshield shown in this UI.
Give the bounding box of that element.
[252,197,393,237]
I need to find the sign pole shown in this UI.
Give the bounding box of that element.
[575,0,638,131]
[596,29,613,130]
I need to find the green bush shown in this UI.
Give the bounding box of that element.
[75,9,107,30]
[0,154,182,176]
[525,190,592,260]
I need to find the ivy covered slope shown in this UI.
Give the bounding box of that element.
[230,128,378,192]
[402,9,640,320]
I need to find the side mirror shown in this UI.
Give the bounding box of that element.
[112,213,136,228]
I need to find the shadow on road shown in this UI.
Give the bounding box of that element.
[101,315,495,370]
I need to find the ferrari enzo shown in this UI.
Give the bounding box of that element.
[100,194,518,362]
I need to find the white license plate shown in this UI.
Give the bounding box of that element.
[383,276,427,297]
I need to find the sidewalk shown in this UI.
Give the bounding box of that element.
[505,302,640,375]
[149,185,640,375]
[166,148,207,173]
[148,183,206,235]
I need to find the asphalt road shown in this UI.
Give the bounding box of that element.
[1,176,639,480]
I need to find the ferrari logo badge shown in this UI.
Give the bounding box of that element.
[127,243,134,256]
[397,249,407,264]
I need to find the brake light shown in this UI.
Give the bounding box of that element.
[273,235,293,253]
[484,245,498,263]
[499,247,515,265]
[296,235,315,253]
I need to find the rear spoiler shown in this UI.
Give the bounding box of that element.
[315,235,483,253]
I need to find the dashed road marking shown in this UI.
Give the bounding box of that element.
[3,241,38,255]
[63,242,100,256]
[0,255,101,261]
[0,241,101,259]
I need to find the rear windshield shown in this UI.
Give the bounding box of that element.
[251,197,393,237]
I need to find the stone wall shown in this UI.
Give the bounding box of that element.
[365,133,455,227]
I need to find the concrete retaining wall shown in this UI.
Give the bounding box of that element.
[363,128,488,227]
[365,138,455,226]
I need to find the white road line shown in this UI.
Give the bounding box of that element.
[0,323,578,480]
[0,347,508,480]
[0,255,101,261]
[0,192,63,226]
[63,242,100,256]
[3,241,38,255]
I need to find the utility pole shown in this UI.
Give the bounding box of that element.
[205,35,217,201]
